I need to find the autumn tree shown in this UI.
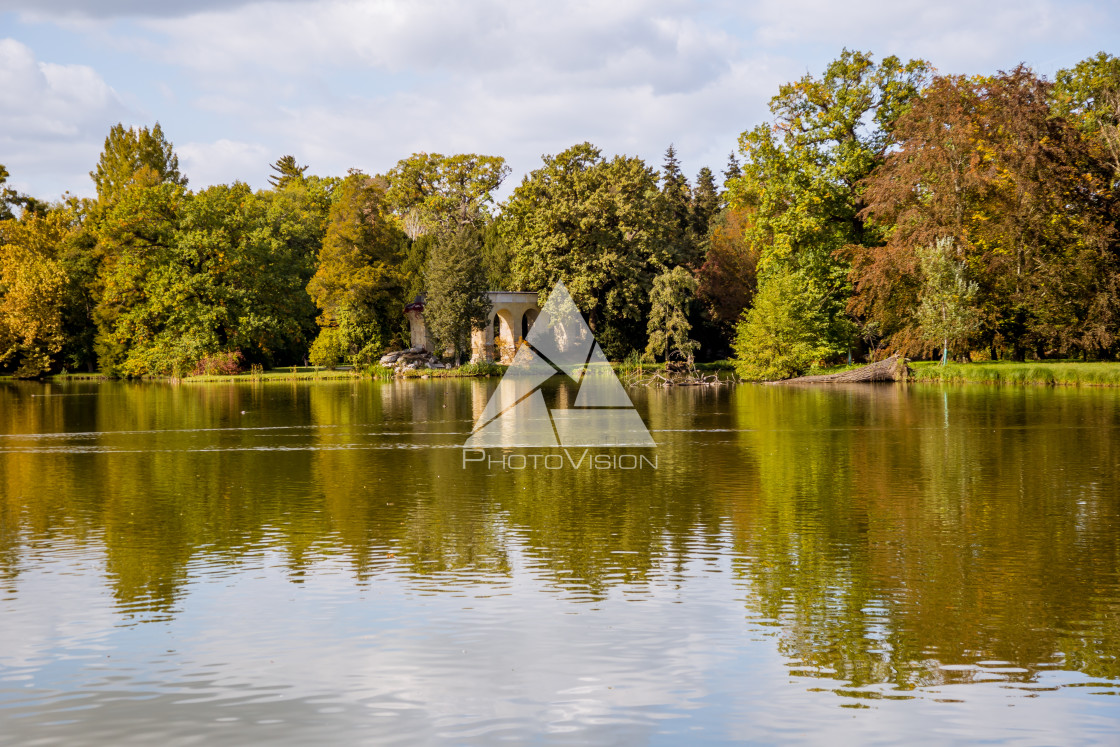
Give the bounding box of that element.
[423,225,492,363]
[504,142,672,357]
[307,172,408,366]
[697,207,758,335]
[90,123,187,203]
[0,212,71,377]
[851,67,1119,358]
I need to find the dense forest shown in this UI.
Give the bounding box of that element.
[1,50,1118,379]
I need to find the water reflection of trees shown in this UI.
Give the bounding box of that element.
[729,384,1120,687]
[1,380,1118,685]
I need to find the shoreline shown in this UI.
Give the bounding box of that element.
[8,360,1120,388]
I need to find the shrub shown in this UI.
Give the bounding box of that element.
[190,350,245,377]
[733,267,845,380]
[309,327,344,369]
[455,362,505,377]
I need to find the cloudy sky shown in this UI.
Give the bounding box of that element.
[1,0,1118,201]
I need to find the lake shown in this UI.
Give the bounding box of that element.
[1,379,1118,744]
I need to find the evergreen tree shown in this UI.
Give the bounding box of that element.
[268,155,309,189]
[690,166,720,239]
[0,164,13,221]
[660,144,695,267]
[722,152,741,189]
[424,226,492,363]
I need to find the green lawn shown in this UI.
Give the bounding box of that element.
[909,359,1120,387]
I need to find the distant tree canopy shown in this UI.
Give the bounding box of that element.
[4,52,1120,379]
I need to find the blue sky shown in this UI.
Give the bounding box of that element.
[1,0,1118,201]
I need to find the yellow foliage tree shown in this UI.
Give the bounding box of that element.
[0,213,70,377]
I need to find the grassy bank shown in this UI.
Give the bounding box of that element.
[909,360,1120,387]
[14,359,738,383]
[30,363,510,383]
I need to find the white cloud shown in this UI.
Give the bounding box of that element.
[742,0,1110,73]
[0,38,129,197]
[3,0,1119,198]
[177,138,272,189]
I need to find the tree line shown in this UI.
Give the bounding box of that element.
[1,50,1118,379]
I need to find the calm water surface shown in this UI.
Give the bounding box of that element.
[0,379,1118,744]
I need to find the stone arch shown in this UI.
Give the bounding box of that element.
[493,308,516,363]
[449,291,539,364]
[522,308,538,341]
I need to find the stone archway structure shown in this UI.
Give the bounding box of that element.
[404,291,541,364]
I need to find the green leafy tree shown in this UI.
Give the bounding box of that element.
[90,123,187,203]
[53,197,101,372]
[505,142,671,357]
[307,171,408,366]
[92,175,186,374]
[0,164,14,222]
[733,266,846,380]
[386,153,510,237]
[90,176,327,376]
[308,326,344,369]
[268,155,309,189]
[645,266,699,362]
[729,50,931,356]
[915,237,979,365]
[424,226,492,363]
[1052,52,1120,181]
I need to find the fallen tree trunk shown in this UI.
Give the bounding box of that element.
[771,354,909,385]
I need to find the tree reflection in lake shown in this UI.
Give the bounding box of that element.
[0,379,1118,741]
